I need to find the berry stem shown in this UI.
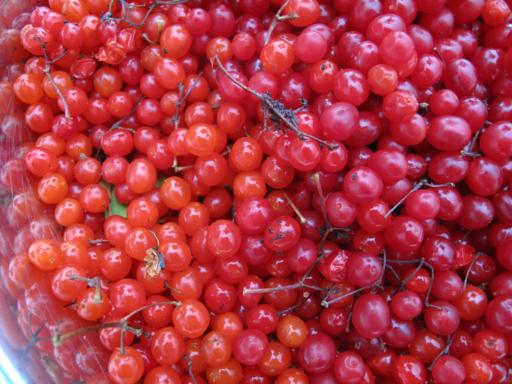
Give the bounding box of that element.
[175,164,194,173]
[110,97,145,130]
[423,262,442,309]
[277,301,303,316]
[243,281,325,295]
[385,179,455,218]
[121,300,181,323]
[460,150,482,158]
[41,355,61,383]
[70,276,104,304]
[468,127,482,152]
[264,0,292,45]
[52,321,125,346]
[142,18,165,44]
[385,263,402,282]
[345,310,352,333]
[41,45,71,119]
[321,250,387,308]
[186,356,198,384]
[463,253,480,290]
[106,0,187,28]
[283,191,306,224]
[397,258,425,292]
[89,238,110,245]
[385,258,423,264]
[69,275,96,285]
[320,285,368,308]
[214,56,336,149]
[424,182,455,188]
[385,179,427,218]
[49,300,181,350]
[173,73,203,129]
[105,0,116,17]
[21,323,46,361]
[428,335,453,370]
[312,172,331,232]
[418,102,429,115]
[214,56,261,98]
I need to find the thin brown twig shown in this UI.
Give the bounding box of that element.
[385,258,423,264]
[321,250,387,307]
[214,56,336,149]
[385,263,402,282]
[277,301,303,317]
[463,253,480,290]
[105,0,189,28]
[51,322,124,346]
[283,191,306,224]
[395,258,425,293]
[172,72,203,129]
[385,179,455,218]
[110,97,145,130]
[385,179,427,218]
[424,262,442,309]
[48,300,181,351]
[264,0,295,45]
[312,172,330,230]
[428,335,453,370]
[142,18,165,44]
[186,356,198,384]
[21,323,45,361]
[120,300,181,322]
[41,45,70,119]
[243,280,325,296]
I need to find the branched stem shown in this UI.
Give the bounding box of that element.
[385,179,455,217]
[264,0,295,45]
[214,57,336,149]
[70,275,104,303]
[21,323,45,361]
[385,180,426,218]
[49,300,181,351]
[321,286,365,308]
[106,0,188,28]
[385,263,402,282]
[172,73,202,128]
[321,250,387,308]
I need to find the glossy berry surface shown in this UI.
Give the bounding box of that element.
[1,0,512,383]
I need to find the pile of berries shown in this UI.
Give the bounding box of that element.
[0,0,512,382]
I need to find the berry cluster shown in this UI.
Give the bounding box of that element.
[0,0,511,382]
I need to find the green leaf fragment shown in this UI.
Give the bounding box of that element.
[101,181,127,218]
